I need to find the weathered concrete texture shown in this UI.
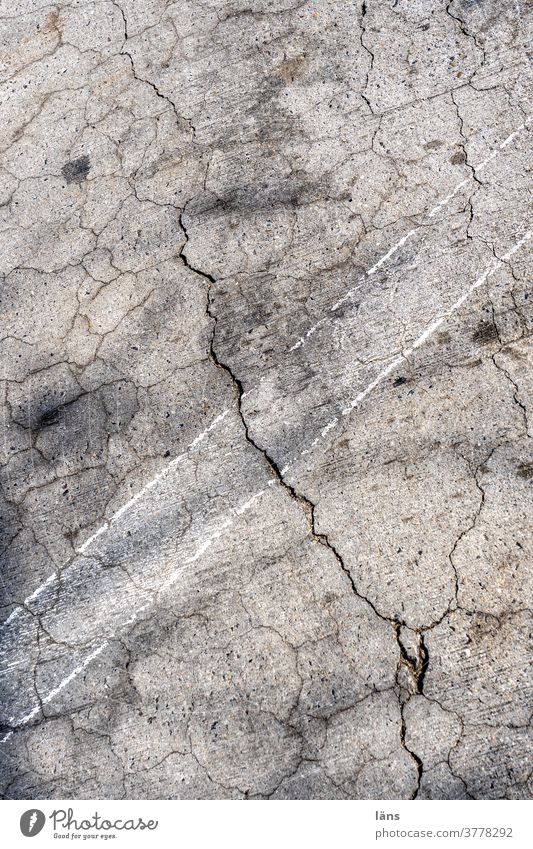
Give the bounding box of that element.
[0,0,531,799]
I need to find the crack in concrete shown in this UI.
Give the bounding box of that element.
[111,0,195,138]
[179,209,428,790]
[445,1,487,79]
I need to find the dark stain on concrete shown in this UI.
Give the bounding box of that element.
[62,155,91,184]
[472,321,499,345]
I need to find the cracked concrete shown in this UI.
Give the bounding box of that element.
[0,0,531,800]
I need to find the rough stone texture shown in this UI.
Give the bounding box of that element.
[0,0,531,800]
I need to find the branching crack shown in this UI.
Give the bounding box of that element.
[395,625,429,696]
[491,355,530,437]
[111,0,196,137]
[445,1,487,77]
[178,221,380,621]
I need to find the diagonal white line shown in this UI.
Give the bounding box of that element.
[287,231,531,460]
[0,409,230,631]
[288,116,531,352]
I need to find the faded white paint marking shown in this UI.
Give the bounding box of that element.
[1,410,230,630]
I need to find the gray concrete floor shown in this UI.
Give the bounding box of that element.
[0,0,532,799]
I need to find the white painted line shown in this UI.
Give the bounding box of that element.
[321,417,338,437]
[85,409,230,534]
[335,232,530,426]
[0,641,109,744]
[2,110,530,736]
[0,660,22,676]
[288,117,530,351]
[367,229,418,274]
[0,481,280,739]
[428,180,470,218]
[4,231,529,741]
[168,480,276,580]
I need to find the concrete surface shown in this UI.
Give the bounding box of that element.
[0,0,531,800]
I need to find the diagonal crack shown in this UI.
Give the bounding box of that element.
[178,216,401,636]
[111,0,196,137]
[445,1,487,76]
[400,703,423,798]
[360,1,375,114]
[395,625,429,798]
[491,354,530,437]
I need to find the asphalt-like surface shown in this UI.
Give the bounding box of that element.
[0,0,532,799]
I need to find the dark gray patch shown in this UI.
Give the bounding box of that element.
[35,405,63,429]
[32,391,84,432]
[62,154,91,184]
[469,611,501,640]
[274,54,307,84]
[517,462,533,480]
[450,151,466,165]
[201,173,321,216]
